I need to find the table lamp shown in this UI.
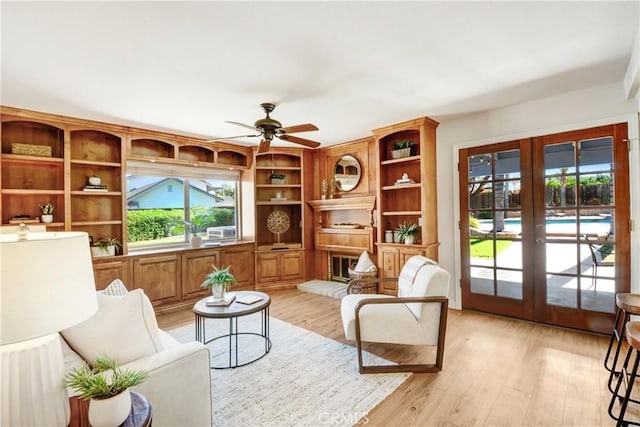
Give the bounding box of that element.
[0,231,98,426]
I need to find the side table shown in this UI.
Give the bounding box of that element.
[68,391,152,427]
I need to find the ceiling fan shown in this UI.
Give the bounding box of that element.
[210,103,321,153]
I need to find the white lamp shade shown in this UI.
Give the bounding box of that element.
[1,232,98,345]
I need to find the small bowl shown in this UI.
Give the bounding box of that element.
[88,176,101,185]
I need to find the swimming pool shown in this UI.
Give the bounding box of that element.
[478,216,612,235]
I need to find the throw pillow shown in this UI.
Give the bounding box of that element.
[61,289,164,366]
[354,251,376,272]
[98,279,129,297]
[100,278,129,296]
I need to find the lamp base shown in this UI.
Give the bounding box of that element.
[1,333,69,426]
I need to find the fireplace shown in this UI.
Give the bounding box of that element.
[329,253,359,283]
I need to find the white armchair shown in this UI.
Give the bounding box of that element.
[61,283,212,426]
[341,256,450,374]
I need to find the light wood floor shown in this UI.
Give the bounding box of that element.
[157,289,625,426]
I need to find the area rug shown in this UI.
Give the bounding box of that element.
[168,314,409,427]
[297,279,348,299]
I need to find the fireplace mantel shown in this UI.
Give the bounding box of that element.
[307,196,376,253]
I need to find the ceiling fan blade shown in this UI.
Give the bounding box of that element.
[279,123,319,134]
[257,139,271,154]
[225,120,259,131]
[278,134,321,149]
[205,134,261,142]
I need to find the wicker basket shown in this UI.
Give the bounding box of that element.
[347,265,378,294]
[11,143,52,157]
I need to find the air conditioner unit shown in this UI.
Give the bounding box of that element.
[206,227,236,239]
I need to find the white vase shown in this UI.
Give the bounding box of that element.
[211,284,225,302]
[191,235,202,248]
[89,176,102,185]
[90,246,115,257]
[404,235,416,245]
[41,214,53,223]
[88,389,131,427]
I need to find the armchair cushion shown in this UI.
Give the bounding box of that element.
[61,289,164,365]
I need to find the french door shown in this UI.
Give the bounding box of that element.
[459,124,630,333]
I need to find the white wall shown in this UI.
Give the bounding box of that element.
[436,82,640,309]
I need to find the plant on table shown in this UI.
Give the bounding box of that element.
[39,203,54,215]
[95,237,122,255]
[201,264,237,301]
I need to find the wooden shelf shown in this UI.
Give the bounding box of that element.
[255,166,301,171]
[72,220,122,226]
[382,183,421,191]
[1,154,64,164]
[71,191,122,196]
[1,189,64,195]
[380,155,421,166]
[382,210,422,216]
[256,201,301,206]
[70,159,121,167]
[307,195,376,212]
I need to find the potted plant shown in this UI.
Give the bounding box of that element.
[92,237,122,257]
[64,357,148,427]
[270,173,285,185]
[39,203,54,223]
[391,140,416,159]
[395,221,420,245]
[201,264,237,302]
[173,212,213,248]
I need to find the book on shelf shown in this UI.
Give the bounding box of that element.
[84,184,107,189]
[83,187,108,192]
[205,294,236,307]
[236,295,263,305]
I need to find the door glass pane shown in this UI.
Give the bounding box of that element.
[581,278,615,313]
[505,179,522,208]
[470,210,494,237]
[497,240,522,269]
[546,273,578,308]
[545,142,577,209]
[497,269,522,300]
[579,174,613,207]
[578,137,613,173]
[469,238,495,267]
[468,154,493,179]
[546,242,578,275]
[470,267,494,295]
[468,181,493,210]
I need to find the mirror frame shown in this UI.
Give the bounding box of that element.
[333,154,362,192]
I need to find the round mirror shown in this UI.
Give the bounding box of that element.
[333,155,361,192]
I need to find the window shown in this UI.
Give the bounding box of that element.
[126,161,240,249]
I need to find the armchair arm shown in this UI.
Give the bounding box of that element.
[347,277,397,294]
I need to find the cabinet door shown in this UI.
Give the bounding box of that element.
[93,259,130,290]
[221,245,254,290]
[182,249,219,299]
[256,253,280,283]
[379,247,399,295]
[133,254,181,306]
[399,247,426,266]
[281,251,304,280]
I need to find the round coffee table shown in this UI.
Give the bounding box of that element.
[193,290,271,369]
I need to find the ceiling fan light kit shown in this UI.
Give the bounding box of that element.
[212,102,321,153]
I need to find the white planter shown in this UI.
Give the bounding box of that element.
[211,284,226,302]
[88,389,131,427]
[391,148,411,159]
[191,235,202,248]
[89,176,102,185]
[271,177,285,185]
[404,235,416,245]
[41,214,53,223]
[91,246,116,257]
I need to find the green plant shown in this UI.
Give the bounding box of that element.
[393,140,415,150]
[172,212,214,235]
[95,237,122,254]
[64,357,148,401]
[201,264,237,292]
[270,173,285,180]
[39,203,54,215]
[395,221,420,242]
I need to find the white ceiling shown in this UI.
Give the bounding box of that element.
[2,1,638,149]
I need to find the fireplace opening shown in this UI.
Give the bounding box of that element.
[330,253,359,283]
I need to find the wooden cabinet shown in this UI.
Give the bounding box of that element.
[93,258,130,290]
[373,117,440,295]
[220,243,254,290]
[255,250,304,290]
[378,245,427,295]
[181,248,220,299]
[69,128,124,246]
[0,117,66,228]
[254,149,307,288]
[133,254,181,307]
